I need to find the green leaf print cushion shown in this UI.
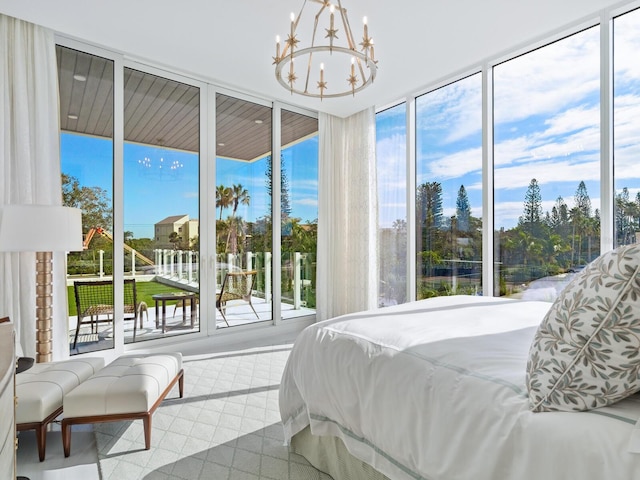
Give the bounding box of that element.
[526,243,640,412]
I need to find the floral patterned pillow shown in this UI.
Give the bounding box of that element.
[526,243,640,412]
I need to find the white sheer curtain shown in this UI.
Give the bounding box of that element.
[317,107,378,321]
[0,15,67,359]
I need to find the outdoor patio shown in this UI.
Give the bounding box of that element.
[68,296,315,354]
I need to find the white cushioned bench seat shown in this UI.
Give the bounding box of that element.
[61,352,183,457]
[16,357,105,461]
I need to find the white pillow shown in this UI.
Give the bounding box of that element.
[526,243,640,412]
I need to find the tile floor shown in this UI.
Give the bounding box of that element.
[16,340,333,480]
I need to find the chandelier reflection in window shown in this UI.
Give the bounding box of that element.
[138,156,184,180]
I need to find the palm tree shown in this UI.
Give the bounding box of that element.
[231,184,250,216]
[224,184,251,254]
[216,185,232,220]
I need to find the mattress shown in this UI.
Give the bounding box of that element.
[280,295,640,480]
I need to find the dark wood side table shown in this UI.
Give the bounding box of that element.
[152,292,197,333]
[15,358,34,375]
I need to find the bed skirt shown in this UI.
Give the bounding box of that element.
[291,426,391,480]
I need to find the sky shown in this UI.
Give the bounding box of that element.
[376,9,640,229]
[62,134,318,239]
[62,10,640,238]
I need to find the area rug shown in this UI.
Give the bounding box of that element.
[93,345,333,480]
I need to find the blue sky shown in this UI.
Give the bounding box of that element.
[61,134,318,239]
[376,12,640,229]
[63,10,640,237]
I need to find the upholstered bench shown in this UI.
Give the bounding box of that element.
[61,352,183,457]
[16,357,105,461]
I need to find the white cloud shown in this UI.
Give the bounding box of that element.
[377,13,640,228]
[423,146,482,180]
[295,197,318,207]
[494,28,600,124]
[416,75,483,144]
[500,161,599,191]
[614,10,640,81]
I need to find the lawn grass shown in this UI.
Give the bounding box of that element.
[67,280,195,316]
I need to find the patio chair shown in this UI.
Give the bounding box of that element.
[72,279,141,348]
[216,270,259,326]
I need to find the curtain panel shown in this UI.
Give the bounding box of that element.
[0,14,67,359]
[317,107,378,321]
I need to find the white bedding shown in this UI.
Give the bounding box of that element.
[280,295,640,480]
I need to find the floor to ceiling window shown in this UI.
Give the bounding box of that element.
[123,67,200,343]
[58,39,317,354]
[215,93,273,327]
[376,103,408,306]
[280,109,318,319]
[415,74,483,299]
[493,27,601,298]
[375,12,638,303]
[614,8,640,248]
[57,45,115,354]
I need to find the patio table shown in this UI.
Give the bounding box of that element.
[152,292,197,333]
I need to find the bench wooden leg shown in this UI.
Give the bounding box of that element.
[143,413,151,450]
[178,370,184,398]
[62,420,71,457]
[35,424,46,462]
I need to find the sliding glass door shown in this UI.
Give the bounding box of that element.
[58,40,319,354]
[57,45,115,354]
[215,93,273,327]
[122,67,201,344]
[280,109,318,319]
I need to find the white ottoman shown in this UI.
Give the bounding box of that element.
[16,357,105,461]
[61,352,183,457]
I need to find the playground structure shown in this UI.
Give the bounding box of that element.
[83,227,155,266]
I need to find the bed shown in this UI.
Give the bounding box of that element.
[279,294,640,480]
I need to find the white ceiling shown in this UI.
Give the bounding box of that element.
[0,0,632,118]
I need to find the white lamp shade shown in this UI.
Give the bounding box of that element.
[0,205,83,252]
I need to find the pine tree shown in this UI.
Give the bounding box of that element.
[417,182,444,230]
[266,154,292,219]
[416,181,444,277]
[548,196,569,235]
[519,178,543,236]
[574,181,592,218]
[455,185,471,232]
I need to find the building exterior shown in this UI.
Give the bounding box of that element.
[154,215,199,249]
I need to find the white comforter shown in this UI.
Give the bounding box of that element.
[280,295,640,480]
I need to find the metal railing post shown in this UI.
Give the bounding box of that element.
[294,252,302,309]
[265,252,272,302]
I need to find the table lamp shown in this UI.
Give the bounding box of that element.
[0,205,83,362]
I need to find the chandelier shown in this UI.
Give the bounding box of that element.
[273,0,378,99]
